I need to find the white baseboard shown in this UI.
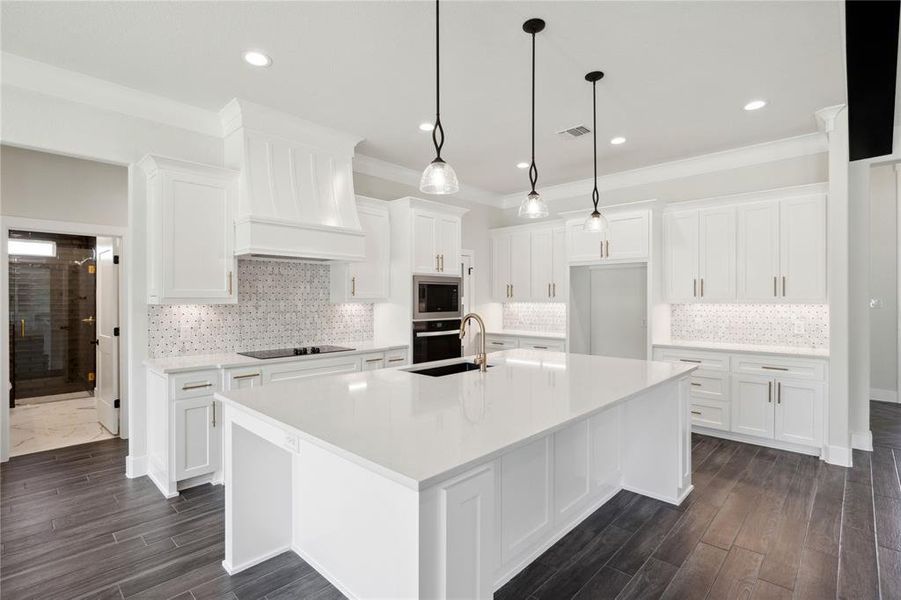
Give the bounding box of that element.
[291,544,360,600]
[851,430,874,452]
[223,545,291,576]
[125,454,148,478]
[692,426,821,457]
[871,388,899,403]
[825,445,853,467]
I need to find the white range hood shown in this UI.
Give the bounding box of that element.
[220,98,365,261]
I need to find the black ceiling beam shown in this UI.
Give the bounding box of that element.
[846,0,900,161]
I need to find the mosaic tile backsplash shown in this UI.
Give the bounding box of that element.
[502,303,567,333]
[147,260,373,358]
[671,304,829,348]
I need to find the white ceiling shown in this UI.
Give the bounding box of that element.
[1,1,845,195]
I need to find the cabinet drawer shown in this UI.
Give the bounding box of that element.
[519,338,565,352]
[224,367,264,391]
[485,335,519,352]
[688,371,727,398]
[385,349,409,367]
[655,349,730,372]
[263,356,361,384]
[733,355,826,381]
[172,370,221,400]
[690,400,730,431]
[360,352,386,371]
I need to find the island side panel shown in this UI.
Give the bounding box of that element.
[291,438,421,600]
[620,375,692,504]
[222,406,294,574]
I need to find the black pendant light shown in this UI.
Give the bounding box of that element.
[518,18,548,219]
[420,0,459,195]
[583,71,609,233]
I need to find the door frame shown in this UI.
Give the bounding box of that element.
[1,216,128,462]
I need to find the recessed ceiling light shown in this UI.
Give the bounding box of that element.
[610,136,626,145]
[243,51,272,67]
[419,122,434,132]
[744,99,767,111]
[516,162,530,169]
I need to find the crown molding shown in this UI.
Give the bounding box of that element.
[352,153,502,208]
[815,104,847,133]
[498,131,829,209]
[1,52,221,137]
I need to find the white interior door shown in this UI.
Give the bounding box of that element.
[589,265,647,359]
[95,236,119,435]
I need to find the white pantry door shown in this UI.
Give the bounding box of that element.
[95,237,120,435]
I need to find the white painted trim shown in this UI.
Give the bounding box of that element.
[825,444,853,467]
[872,388,899,403]
[291,544,360,600]
[661,182,828,212]
[692,426,823,458]
[499,132,828,208]
[621,483,693,506]
[125,454,149,478]
[851,430,874,452]
[1,216,128,463]
[2,52,221,137]
[223,546,292,576]
[353,154,502,207]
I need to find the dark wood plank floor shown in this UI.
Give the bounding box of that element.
[4,405,900,600]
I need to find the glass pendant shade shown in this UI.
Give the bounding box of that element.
[519,190,548,218]
[420,158,459,195]
[584,209,609,234]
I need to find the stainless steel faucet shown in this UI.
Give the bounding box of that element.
[459,312,488,372]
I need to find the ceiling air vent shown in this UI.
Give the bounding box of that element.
[557,125,591,139]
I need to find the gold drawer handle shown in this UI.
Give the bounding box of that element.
[365,358,383,363]
[182,382,213,390]
[233,372,261,380]
[388,357,406,363]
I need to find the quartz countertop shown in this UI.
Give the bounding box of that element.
[486,330,567,340]
[215,349,695,490]
[653,341,829,359]
[144,341,409,374]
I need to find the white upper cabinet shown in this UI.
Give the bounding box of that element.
[331,197,390,302]
[411,208,462,276]
[664,210,700,302]
[491,225,566,302]
[698,207,737,300]
[567,210,650,263]
[140,156,239,304]
[736,193,826,302]
[779,195,826,301]
[737,201,781,300]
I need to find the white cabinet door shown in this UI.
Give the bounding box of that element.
[530,230,553,300]
[437,216,461,275]
[490,235,512,301]
[605,211,650,260]
[412,211,439,274]
[554,421,591,522]
[775,379,823,447]
[174,396,220,480]
[737,200,781,301]
[551,227,567,301]
[664,210,700,302]
[568,223,603,263]
[731,374,775,439]
[485,335,519,353]
[351,206,390,299]
[698,206,736,300]
[500,437,552,563]
[780,195,826,301]
[509,232,532,301]
[263,356,361,384]
[160,169,237,303]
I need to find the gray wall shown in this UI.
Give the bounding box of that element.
[1,145,128,226]
[870,164,898,395]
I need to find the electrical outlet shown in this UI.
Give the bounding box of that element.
[870,298,884,309]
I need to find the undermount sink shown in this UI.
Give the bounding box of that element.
[409,362,493,377]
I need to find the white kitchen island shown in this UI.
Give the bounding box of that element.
[214,349,696,599]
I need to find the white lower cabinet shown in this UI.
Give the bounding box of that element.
[484,333,567,353]
[145,346,408,498]
[174,397,221,481]
[654,347,826,454]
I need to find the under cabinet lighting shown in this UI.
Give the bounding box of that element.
[8,239,56,257]
[610,136,626,145]
[243,51,272,67]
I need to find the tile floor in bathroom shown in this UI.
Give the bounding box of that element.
[9,394,115,457]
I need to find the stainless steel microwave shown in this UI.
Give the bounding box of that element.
[413,276,462,320]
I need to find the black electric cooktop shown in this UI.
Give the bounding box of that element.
[237,345,354,360]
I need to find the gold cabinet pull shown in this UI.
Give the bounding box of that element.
[693,279,697,297]
[700,278,704,297]
[232,372,261,380]
[20,319,25,337]
[388,357,406,363]
[605,240,610,257]
[365,357,383,363]
[227,271,233,296]
[548,283,551,297]
[182,382,213,390]
[782,276,786,297]
[773,276,777,297]
[351,276,356,297]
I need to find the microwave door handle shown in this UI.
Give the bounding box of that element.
[415,330,462,338]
